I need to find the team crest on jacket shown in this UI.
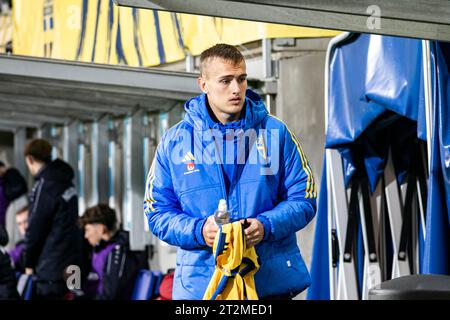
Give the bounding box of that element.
[256,134,267,160]
[182,151,199,175]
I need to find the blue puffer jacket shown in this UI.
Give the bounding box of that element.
[144,89,317,299]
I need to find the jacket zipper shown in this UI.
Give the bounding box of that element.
[211,129,228,207]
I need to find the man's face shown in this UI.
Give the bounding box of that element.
[198,58,247,122]
[84,223,105,246]
[16,211,29,237]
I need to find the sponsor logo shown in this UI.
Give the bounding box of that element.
[182,152,200,175]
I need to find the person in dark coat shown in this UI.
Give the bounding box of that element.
[0,162,9,228]
[23,139,83,299]
[0,160,28,228]
[0,225,19,300]
[79,204,148,300]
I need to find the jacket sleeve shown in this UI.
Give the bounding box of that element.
[24,180,56,269]
[144,138,207,250]
[257,125,317,242]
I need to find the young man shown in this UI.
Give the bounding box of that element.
[79,204,148,300]
[7,206,28,273]
[144,44,317,300]
[23,139,82,299]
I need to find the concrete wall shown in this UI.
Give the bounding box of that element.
[274,39,329,299]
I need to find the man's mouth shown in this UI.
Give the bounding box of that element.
[229,97,242,104]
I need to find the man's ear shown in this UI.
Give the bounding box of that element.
[25,155,33,166]
[197,76,208,94]
[101,225,108,236]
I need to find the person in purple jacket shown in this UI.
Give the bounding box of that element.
[79,204,148,300]
[7,205,28,273]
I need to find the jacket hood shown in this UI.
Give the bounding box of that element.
[36,159,74,183]
[183,89,268,131]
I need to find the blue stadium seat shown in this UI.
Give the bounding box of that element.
[152,270,163,297]
[17,274,33,300]
[131,269,156,300]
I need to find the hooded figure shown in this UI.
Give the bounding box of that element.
[145,44,316,300]
[24,156,82,299]
[145,89,317,299]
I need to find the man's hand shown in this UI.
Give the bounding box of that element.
[202,215,219,247]
[25,268,33,275]
[241,218,264,248]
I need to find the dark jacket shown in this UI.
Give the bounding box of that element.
[0,225,19,300]
[92,230,148,300]
[3,168,27,202]
[24,159,82,283]
[0,178,8,227]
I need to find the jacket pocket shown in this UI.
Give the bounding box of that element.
[179,265,215,300]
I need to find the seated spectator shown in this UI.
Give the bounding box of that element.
[7,206,28,273]
[79,204,148,300]
[0,225,19,300]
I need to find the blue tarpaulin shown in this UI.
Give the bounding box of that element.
[423,41,450,275]
[308,34,450,300]
[326,34,426,191]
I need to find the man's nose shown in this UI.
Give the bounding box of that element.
[231,79,241,94]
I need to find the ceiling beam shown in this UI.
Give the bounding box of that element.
[0,101,100,121]
[0,118,44,128]
[114,0,450,42]
[0,54,201,98]
[2,111,71,125]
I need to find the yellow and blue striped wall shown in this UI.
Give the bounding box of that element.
[12,0,340,67]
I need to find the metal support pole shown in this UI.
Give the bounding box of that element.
[185,54,195,73]
[167,103,184,128]
[384,149,411,279]
[327,149,359,300]
[89,116,109,206]
[358,187,382,300]
[122,111,146,251]
[262,38,273,79]
[77,123,87,215]
[265,94,276,116]
[13,127,27,176]
[63,120,79,195]
[37,124,52,141]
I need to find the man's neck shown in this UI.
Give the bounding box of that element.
[33,162,45,177]
[206,98,243,125]
[102,230,117,242]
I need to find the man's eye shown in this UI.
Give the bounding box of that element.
[221,79,230,84]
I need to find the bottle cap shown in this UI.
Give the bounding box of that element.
[218,199,227,212]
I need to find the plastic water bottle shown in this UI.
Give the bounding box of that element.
[214,199,230,225]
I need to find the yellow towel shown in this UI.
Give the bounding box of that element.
[203,221,260,300]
